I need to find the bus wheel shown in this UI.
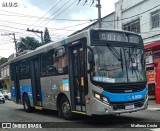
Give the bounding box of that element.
[60,97,73,120]
[23,94,32,113]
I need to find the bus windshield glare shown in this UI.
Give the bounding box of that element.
[90,42,146,84]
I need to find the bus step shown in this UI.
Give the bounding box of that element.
[35,106,43,110]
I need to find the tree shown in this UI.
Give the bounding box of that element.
[0,57,8,66]
[44,27,51,44]
[17,36,41,53]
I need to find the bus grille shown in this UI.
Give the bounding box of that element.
[110,99,145,110]
[104,84,145,93]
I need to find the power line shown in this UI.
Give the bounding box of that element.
[0,10,94,21]
[31,0,62,27]
[143,33,160,40]
[102,4,160,23]
[0,19,78,31]
[0,2,159,25]
[0,20,93,39]
[0,21,89,32]
[0,28,41,40]
[0,49,14,50]
[1,33,18,55]
[37,0,72,26]
[42,0,78,27]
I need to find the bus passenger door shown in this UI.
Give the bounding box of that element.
[69,42,87,113]
[13,64,21,103]
[31,57,42,106]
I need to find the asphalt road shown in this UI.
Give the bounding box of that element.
[0,100,160,131]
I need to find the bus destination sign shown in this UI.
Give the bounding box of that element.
[99,32,139,43]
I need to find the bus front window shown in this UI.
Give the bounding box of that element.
[91,45,146,83]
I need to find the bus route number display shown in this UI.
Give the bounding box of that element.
[99,32,137,43]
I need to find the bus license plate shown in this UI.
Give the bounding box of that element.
[125,104,135,109]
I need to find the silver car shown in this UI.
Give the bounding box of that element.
[2,90,11,100]
[0,91,5,103]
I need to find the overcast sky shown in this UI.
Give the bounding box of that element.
[0,0,119,58]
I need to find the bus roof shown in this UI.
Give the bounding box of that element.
[9,29,89,64]
[9,28,141,64]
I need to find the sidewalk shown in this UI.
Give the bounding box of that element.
[147,100,160,111]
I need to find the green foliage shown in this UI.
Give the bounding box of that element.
[17,36,41,53]
[0,57,8,66]
[44,27,51,44]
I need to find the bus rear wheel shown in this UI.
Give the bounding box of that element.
[23,94,33,113]
[59,96,73,120]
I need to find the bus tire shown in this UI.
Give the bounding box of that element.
[59,96,73,120]
[23,94,33,113]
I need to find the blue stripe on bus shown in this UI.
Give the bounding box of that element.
[20,86,44,101]
[11,85,44,102]
[11,86,16,99]
[102,88,147,102]
[41,89,44,101]
[20,86,33,101]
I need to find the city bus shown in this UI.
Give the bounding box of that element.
[9,29,148,120]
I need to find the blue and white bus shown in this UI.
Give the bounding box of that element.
[9,29,148,120]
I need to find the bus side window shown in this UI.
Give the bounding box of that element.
[53,47,68,75]
[41,50,56,77]
[19,60,30,80]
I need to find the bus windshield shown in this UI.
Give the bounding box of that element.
[91,45,146,83]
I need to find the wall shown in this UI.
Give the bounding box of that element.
[1,65,9,78]
[115,0,160,44]
[77,12,115,33]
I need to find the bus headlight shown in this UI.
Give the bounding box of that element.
[94,93,101,99]
[93,91,109,104]
[102,97,109,103]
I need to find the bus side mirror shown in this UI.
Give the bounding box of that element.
[54,47,65,58]
[88,50,93,64]
[87,46,94,64]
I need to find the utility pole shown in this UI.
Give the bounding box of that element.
[96,0,102,28]
[27,28,44,44]
[77,0,101,28]
[1,33,18,56]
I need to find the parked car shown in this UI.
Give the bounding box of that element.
[0,90,11,100]
[0,90,5,103]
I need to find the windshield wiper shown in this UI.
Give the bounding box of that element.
[120,48,123,71]
[106,43,121,61]
[105,43,124,72]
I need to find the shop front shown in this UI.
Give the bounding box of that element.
[0,77,10,90]
[145,41,160,104]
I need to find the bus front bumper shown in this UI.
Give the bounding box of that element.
[90,98,148,115]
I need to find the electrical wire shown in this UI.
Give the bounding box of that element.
[0,11,94,22]
[102,4,160,23]
[42,0,78,26]
[37,0,72,26]
[31,0,62,27]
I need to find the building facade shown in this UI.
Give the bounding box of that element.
[0,53,15,91]
[0,63,9,90]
